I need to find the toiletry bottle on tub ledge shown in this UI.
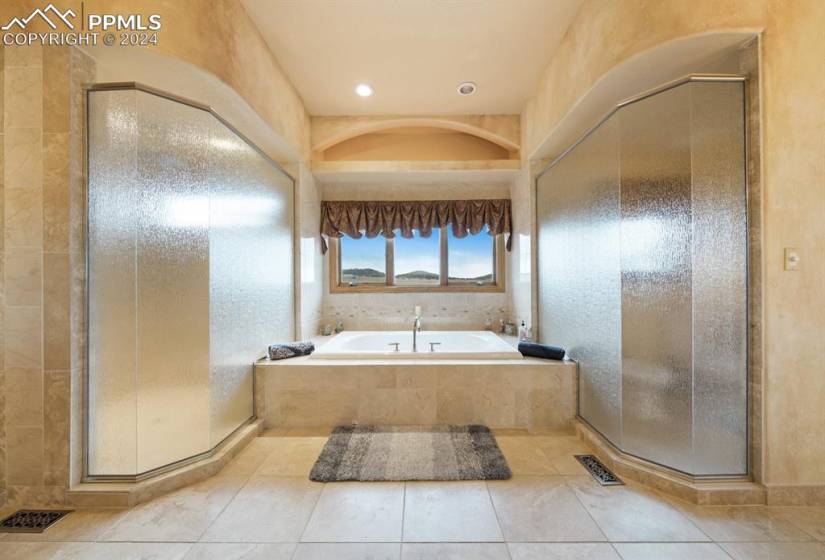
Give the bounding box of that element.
[518,320,529,341]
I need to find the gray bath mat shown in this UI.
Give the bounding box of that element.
[309,425,511,482]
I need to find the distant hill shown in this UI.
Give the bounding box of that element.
[341,268,384,278]
[396,270,439,280]
[342,268,493,283]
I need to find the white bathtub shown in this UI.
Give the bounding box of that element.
[311,330,523,360]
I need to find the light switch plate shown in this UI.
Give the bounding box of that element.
[784,247,800,271]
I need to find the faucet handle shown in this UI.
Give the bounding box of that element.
[388,342,400,352]
[429,342,441,352]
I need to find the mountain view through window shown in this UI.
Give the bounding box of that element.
[448,224,494,284]
[394,229,440,285]
[340,233,386,284]
[339,226,495,287]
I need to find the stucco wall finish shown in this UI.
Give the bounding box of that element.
[0,0,311,160]
[524,0,825,495]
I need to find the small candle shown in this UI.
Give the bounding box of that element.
[414,305,421,317]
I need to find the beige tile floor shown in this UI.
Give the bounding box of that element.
[1,430,825,559]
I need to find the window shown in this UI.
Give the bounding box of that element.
[448,224,494,285]
[331,226,503,292]
[394,229,440,286]
[340,233,386,285]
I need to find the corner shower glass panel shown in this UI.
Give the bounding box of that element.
[537,80,747,476]
[536,117,622,447]
[87,89,294,477]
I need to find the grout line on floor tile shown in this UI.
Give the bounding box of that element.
[296,540,404,544]
[400,482,407,543]
[773,511,825,542]
[296,479,326,545]
[484,480,513,557]
[612,542,736,560]
[191,476,256,543]
[649,487,715,543]
[563,473,611,543]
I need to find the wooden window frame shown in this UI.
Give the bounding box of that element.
[329,226,505,293]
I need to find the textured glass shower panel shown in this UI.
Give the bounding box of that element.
[207,121,294,447]
[89,89,294,476]
[689,82,747,475]
[87,90,139,475]
[535,80,747,476]
[537,118,623,445]
[134,92,212,473]
[619,85,695,473]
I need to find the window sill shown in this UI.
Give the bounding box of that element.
[329,284,505,294]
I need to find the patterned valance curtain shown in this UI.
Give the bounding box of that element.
[320,199,512,254]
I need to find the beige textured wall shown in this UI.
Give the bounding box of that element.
[323,128,511,162]
[522,0,825,492]
[0,0,311,159]
[312,115,520,155]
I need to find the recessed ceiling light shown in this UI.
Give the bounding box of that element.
[355,83,374,97]
[457,82,477,96]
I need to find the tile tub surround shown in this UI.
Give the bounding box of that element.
[321,292,510,332]
[255,351,576,430]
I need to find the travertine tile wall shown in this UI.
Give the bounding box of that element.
[1,45,93,507]
[298,164,323,338]
[322,293,510,333]
[507,167,533,336]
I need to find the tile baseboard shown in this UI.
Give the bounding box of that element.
[66,419,263,509]
[765,484,825,506]
[574,419,766,505]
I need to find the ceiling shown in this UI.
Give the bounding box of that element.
[241,0,583,116]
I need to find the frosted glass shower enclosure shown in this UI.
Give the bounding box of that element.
[86,86,294,478]
[536,77,747,476]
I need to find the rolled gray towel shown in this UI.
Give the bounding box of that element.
[268,341,315,361]
[518,341,566,361]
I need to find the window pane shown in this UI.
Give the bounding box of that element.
[448,224,494,285]
[340,234,386,285]
[394,229,440,286]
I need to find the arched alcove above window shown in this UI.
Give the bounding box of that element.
[311,115,521,162]
[322,126,516,161]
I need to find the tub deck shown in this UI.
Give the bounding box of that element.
[255,335,577,430]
